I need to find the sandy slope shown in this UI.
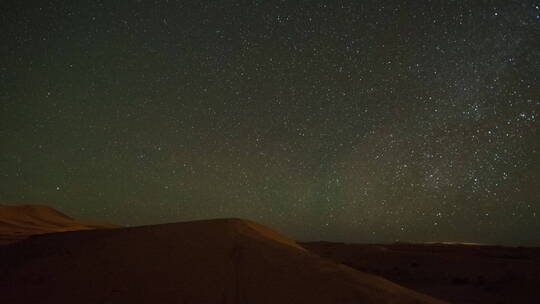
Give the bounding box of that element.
[0,204,117,245]
[0,218,447,304]
[302,242,540,304]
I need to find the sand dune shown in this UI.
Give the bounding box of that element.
[302,242,540,304]
[0,204,117,245]
[0,217,447,304]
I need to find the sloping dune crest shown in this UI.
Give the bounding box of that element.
[0,204,117,244]
[0,217,446,304]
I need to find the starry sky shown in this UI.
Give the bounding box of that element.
[1,0,539,245]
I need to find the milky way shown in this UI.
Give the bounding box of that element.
[1,1,538,245]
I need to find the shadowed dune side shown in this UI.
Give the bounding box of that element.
[0,205,118,245]
[302,241,540,304]
[0,218,447,304]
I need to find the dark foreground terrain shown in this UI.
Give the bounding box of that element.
[2,204,537,303]
[0,205,444,304]
[302,242,540,304]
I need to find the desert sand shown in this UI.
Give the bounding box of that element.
[302,242,540,304]
[0,204,117,245]
[0,206,446,304]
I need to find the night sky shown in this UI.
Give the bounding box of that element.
[1,1,539,245]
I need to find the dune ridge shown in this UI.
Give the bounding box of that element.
[0,215,446,304]
[0,204,117,244]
